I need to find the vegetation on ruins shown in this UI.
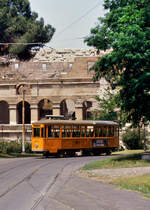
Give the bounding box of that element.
[85,0,150,127]
[0,0,55,59]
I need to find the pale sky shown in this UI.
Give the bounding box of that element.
[29,0,105,49]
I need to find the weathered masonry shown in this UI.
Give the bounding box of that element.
[0,49,103,140]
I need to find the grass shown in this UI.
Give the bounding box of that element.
[112,175,150,198]
[82,150,150,198]
[112,149,146,155]
[83,152,150,170]
[0,152,42,158]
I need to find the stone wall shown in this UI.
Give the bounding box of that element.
[0,48,111,140]
[32,48,99,62]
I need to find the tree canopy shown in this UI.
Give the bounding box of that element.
[85,0,150,125]
[0,0,55,59]
[92,90,118,121]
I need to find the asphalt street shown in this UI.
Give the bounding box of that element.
[0,156,150,210]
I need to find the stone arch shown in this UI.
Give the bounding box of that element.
[38,99,53,120]
[17,101,31,124]
[0,101,9,124]
[60,99,75,120]
[83,101,92,120]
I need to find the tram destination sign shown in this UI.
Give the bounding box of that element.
[92,139,109,147]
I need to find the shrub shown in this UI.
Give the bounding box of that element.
[122,129,144,150]
[6,141,22,153]
[0,141,32,154]
[25,142,32,153]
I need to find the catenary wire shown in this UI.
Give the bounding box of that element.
[52,2,101,40]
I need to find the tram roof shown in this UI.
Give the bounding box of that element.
[32,119,118,126]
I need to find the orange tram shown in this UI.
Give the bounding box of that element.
[32,118,119,157]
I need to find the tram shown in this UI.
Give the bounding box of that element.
[32,117,119,157]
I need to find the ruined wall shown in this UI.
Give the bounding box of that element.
[0,49,100,81]
[0,48,110,140]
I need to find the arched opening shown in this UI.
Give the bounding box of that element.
[0,101,9,124]
[17,101,31,124]
[60,99,75,120]
[83,101,92,120]
[38,99,53,120]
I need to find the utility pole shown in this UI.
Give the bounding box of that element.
[22,88,25,153]
[17,84,30,154]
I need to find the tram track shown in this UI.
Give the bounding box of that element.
[0,157,59,199]
[0,156,105,210]
[30,160,76,210]
[0,156,61,177]
[0,158,39,176]
[0,156,77,209]
[30,157,93,209]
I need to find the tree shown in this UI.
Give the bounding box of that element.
[92,89,127,127]
[85,0,150,126]
[92,89,118,121]
[0,0,55,59]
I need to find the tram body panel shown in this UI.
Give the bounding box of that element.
[32,120,119,155]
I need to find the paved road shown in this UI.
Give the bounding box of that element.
[0,156,150,210]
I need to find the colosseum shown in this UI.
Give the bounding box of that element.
[0,48,109,141]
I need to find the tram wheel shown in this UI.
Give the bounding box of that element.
[106,150,112,155]
[57,151,65,158]
[43,151,50,158]
[93,150,100,156]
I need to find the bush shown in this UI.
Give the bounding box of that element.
[0,141,32,154]
[6,141,22,153]
[25,142,32,153]
[122,129,144,150]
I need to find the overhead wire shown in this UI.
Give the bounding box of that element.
[48,36,86,43]
[0,2,101,47]
[52,2,101,41]
[0,42,43,45]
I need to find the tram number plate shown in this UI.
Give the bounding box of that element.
[93,139,109,147]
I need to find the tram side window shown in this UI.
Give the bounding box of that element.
[62,126,71,137]
[48,125,60,138]
[95,127,103,137]
[81,126,86,137]
[34,127,40,137]
[48,126,52,137]
[86,126,94,137]
[114,126,118,137]
[72,126,80,137]
[53,125,60,137]
[108,126,114,137]
[102,126,107,137]
[95,127,99,137]
[41,128,44,137]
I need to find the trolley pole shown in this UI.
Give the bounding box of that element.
[22,88,25,154]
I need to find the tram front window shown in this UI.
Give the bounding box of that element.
[33,127,40,137]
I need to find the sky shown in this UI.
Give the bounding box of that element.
[29,0,105,49]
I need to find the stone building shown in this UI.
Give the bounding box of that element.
[0,48,109,141]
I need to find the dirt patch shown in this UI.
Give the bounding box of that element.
[77,167,150,183]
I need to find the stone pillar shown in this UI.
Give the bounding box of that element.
[31,104,38,123]
[53,103,60,116]
[9,104,17,125]
[75,103,83,120]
